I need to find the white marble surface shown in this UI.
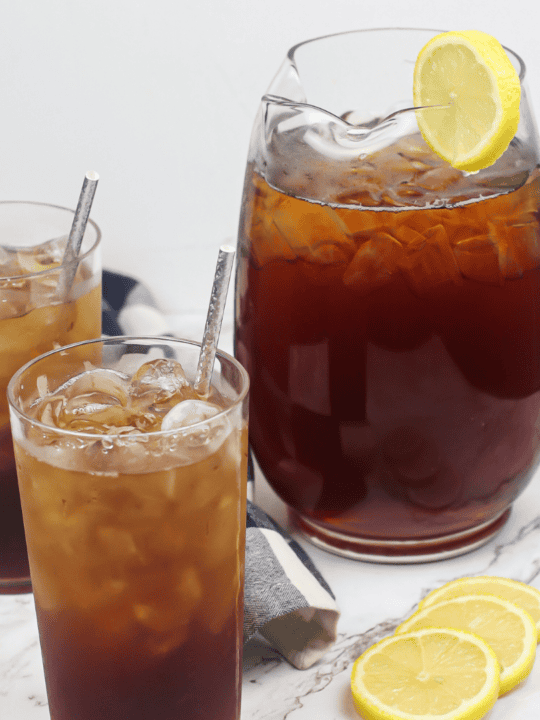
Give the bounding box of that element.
[241,467,540,720]
[2,443,540,719]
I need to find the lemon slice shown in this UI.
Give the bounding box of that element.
[413,30,521,172]
[396,594,536,695]
[420,576,540,640]
[351,627,499,720]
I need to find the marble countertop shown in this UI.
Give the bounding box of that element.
[2,457,540,719]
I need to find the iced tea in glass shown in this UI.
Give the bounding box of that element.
[0,202,101,591]
[235,29,540,560]
[8,336,249,720]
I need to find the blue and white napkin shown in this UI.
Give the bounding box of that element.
[102,269,340,670]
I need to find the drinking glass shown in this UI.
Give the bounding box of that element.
[235,28,540,561]
[0,201,101,591]
[8,336,249,720]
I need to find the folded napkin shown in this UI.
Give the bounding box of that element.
[102,269,340,670]
[102,270,172,337]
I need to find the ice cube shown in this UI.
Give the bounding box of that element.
[477,168,529,192]
[0,288,27,320]
[97,526,140,561]
[415,165,463,192]
[57,393,133,432]
[14,235,67,275]
[453,234,501,284]
[37,375,49,398]
[242,173,298,266]
[336,185,383,207]
[36,397,63,426]
[202,592,235,635]
[400,224,463,294]
[391,182,425,202]
[130,358,192,406]
[147,628,190,657]
[161,399,230,458]
[135,567,201,655]
[51,368,130,404]
[97,483,168,526]
[0,245,21,275]
[272,199,355,261]
[161,399,220,431]
[343,233,404,293]
[35,235,68,265]
[176,566,203,611]
[30,565,62,612]
[0,245,11,265]
[198,555,238,634]
[36,368,132,433]
[206,495,238,555]
[495,219,540,279]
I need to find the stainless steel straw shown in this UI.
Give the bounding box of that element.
[194,244,236,396]
[57,171,99,298]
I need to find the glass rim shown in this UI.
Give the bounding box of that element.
[285,26,526,82]
[7,335,250,441]
[0,200,102,281]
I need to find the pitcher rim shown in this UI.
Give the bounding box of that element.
[284,27,525,83]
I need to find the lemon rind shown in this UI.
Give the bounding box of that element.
[413,30,521,172]
[419,576,540,639]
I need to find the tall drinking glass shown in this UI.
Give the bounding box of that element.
[8,336,249,720]
[235,29,540,561]
[0,202,101,591]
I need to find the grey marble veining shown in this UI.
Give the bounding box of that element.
[0,595,48,717]
[239,469,540,720]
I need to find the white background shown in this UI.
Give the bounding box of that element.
[2,7,540,718]
[0,0,538,339]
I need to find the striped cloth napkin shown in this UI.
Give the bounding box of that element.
[102,269,340,670]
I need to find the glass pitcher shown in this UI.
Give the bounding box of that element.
[235,28,540,562]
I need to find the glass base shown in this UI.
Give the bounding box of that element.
[290,507,511,563]
[0,577,32,594]
[0,539,32,594]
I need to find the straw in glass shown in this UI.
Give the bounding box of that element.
[56,171,99,299]
[194,244,236,397]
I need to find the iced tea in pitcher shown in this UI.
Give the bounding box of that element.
[0,202,101,590]
[235,29,540,560]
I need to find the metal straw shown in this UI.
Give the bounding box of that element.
[57,171,99,298]
[194,244,236,397]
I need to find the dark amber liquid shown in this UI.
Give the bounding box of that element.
[0,427,29,590]
[39,610,241,720]
[235,161,540,541]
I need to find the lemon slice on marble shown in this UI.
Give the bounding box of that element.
[396,594,536,695]
[350,627,499,720]
[420,576,540,640]
[413,30,521,171]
